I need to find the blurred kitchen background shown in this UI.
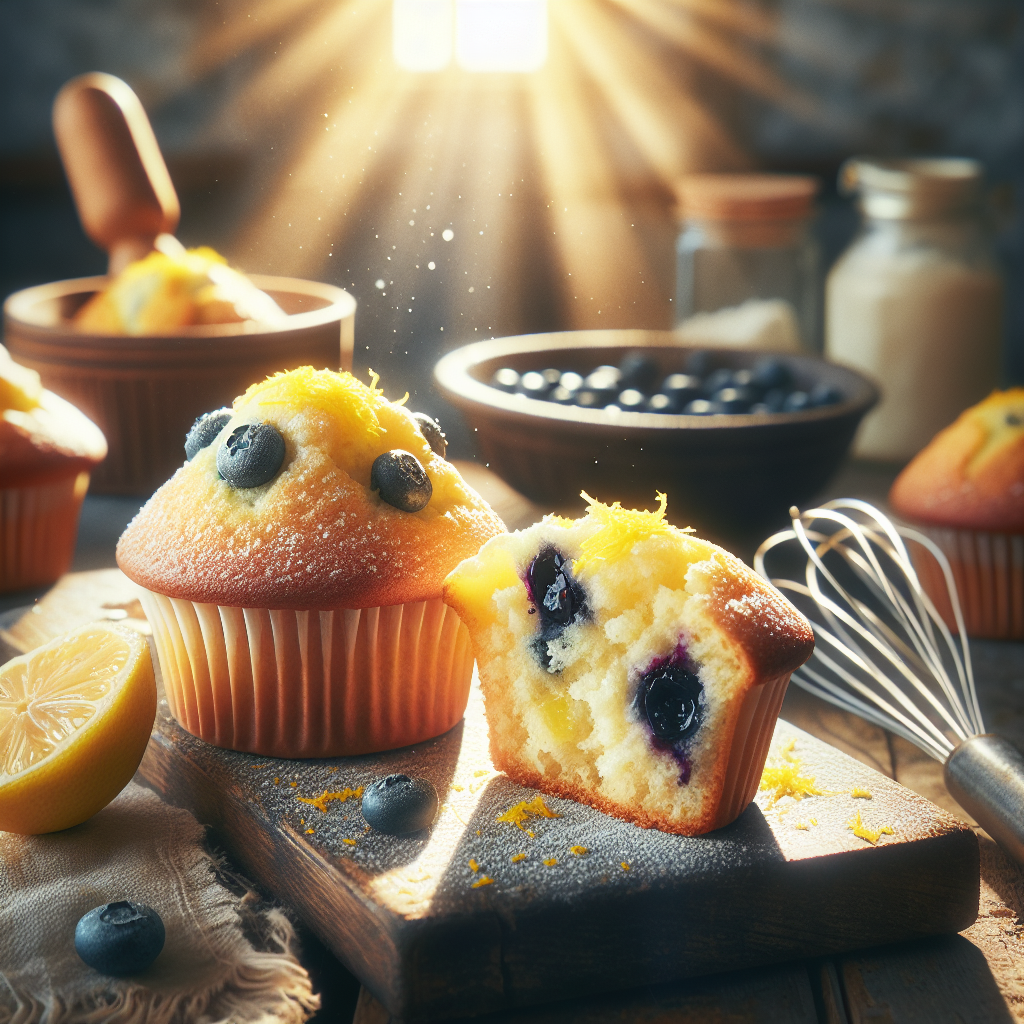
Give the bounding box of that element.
[1,0,1021,459]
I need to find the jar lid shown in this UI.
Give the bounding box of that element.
[840,158,983,219]
[675,174,818,221]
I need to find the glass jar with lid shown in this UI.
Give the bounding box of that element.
[826,158,1004,462]
[674,174,820,352]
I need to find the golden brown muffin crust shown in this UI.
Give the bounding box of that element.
[117,368,505,609]
[890,389,1024,533]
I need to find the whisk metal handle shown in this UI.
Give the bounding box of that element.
[944,735,1024,866]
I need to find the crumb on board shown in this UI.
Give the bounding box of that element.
[296,786,364,813]
[476,829,481,836]
[469,858,480,873]
[328,767,339,773]
[850,787,872,799]
[496,795,562,831]
[543,858,558,867]
[759,739,824,808]
[342,838,357,846]
[472,876,494,888]
[847,810,894,845]
[511,853,526,863]
[570,845,588,855]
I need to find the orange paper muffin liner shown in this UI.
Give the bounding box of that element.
[711,670,792,830]
[0,471,90,593]
[909,527,1024,641]
[139,591,475,757]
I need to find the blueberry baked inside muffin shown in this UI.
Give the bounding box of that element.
[444,494,814,835]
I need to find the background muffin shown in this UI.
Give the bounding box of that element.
[0,345,106,592]
[118,366,505,757]
[890,388,1023,640]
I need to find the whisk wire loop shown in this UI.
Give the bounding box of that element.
[755,501,983,763]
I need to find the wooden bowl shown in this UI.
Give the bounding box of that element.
[4,275,356,494]
[435,330,878,540]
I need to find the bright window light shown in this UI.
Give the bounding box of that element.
[456,1,548,72]
[392,0,547,73]
[393,0,454,73]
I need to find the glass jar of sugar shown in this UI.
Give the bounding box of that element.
[674,174,820,352]
[826,158,1004,462]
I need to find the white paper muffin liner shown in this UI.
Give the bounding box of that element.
[910,527,1024,641]
[139,591,475,757]
[0,471,90,593]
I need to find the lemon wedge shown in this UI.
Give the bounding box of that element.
[0,622,156,834]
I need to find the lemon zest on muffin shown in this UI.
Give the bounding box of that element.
[850,787,872,799]
[296,786,364,813]
[759,739,824,808]
[574,491,691,576]
[846,810,894,844]
[241,367,385,440]
[496,795,562,830]
[471,875,494,888]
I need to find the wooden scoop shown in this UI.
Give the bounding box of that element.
[53,72,180,276]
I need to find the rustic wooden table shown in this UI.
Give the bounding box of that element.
[2,460,1020,1024]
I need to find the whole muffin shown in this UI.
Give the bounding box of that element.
[0,345,106,591]
[117,367,505,756]
[890,388,1023,639]
[443,494,814,835]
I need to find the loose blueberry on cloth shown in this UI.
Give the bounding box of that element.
[0,782,318,1024]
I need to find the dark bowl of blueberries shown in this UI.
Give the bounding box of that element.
[435,330,878,541]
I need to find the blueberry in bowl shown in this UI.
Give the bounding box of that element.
[434,330,878,540]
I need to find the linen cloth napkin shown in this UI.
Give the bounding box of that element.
[0,781,320,1024]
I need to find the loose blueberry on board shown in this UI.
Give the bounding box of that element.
[217,421,286,488]
[526,546,590,669]
[75,901,165,976]
[412,412,447,457]
[635,662,703,744]
[184,409,231,461]
[362,774,438,834]
[491,368,520,392]
[618,352,660,393]
[371,450,432,512]
[750,357,794,392]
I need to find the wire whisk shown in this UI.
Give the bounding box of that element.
[756,499,1024,865]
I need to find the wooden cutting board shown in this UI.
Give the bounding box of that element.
[1,570,980,1024]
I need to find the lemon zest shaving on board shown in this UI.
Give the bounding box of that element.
[847,810,894,845]
[472,876,494,888]
[570,846,588,855]
[759,739,825,808]
[850,787,872,799]
[305,828,315,835]
[496,795,562,830]
[573,491,691,576]
[511,853,526,863]
[620,862,631,871]
[296,787,364,813]
[543,858,558,867]
[342,838,357,846]
[468,859,480,873]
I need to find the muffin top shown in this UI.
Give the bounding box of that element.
[0,345,107,488]
[116,367,506,610]
[889,388,1024,534]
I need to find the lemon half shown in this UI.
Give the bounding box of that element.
[0,622,156,834]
